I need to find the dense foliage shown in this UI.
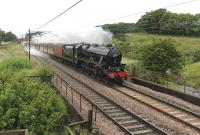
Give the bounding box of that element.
[0,29,17,42]
[101,23,137,34]
[101,9,200,36]
[137,9,167,34]
[141,39,184,74]
[193,49,200,62]
[0,57,32,71]
[0,57,66,135]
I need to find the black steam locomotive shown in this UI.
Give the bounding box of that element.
[34,43,128,83]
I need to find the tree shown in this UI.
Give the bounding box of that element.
[136,9,167,34]
[0,29,5,43]
[3,32,17,42]
[0,29,17,42]
[101,23,137,34]
[135,9,200,36]
[141,39,184,74]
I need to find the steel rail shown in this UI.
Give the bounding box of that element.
[28,50,168,135]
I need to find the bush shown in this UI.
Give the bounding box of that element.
[36,66,53,76]
[193,50,200,62]
[0,57,32,71]
[0,73,66,134]
[141,39,184,74]
[0,57,66,135]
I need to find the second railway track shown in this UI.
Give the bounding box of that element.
[113,82,200,132]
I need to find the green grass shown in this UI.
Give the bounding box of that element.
[126,33,200,58]
[0,43,29,67]
[119,32,200,89]
[183,62,200,88]
[0,43,52,75]
[0,43,26,61]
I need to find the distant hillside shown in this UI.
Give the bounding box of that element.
[113,32,200,88]
[123,33,200,60]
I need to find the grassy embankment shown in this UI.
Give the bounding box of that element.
[0,43,52,74]
[0,43,90,135]
[0,43,67,134]
[120,33,200,89]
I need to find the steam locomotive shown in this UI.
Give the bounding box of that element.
[34,43,128,83]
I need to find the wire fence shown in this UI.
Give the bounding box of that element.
[130,67,200,97]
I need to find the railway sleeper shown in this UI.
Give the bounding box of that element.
[97,103,113,108]
[114,116,133,122]
[183,117,198,122]
[127,125,149,132]
[101,106,117,111]
[175,114,187,118]
[92,99,107,103]
[163,108,175,112]
[192,122,200,126]
[131,129,154,135]
[91,96,104,100]
[119,119,138,125]
[169,111,182,115]
[105,109,123,114]
[95,101,109,105]
[109,113,128,118]
[125,124,145,130]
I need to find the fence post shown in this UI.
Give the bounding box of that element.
[95,106,97,121]
[71,88,73,103]
[88,110,93,133]
[60,78,63,92]
[56,73,58,87]
[184,81,186,94]
[65,82,68,96]
[80,94,82,112]
[92,104,93,112]
[167,75,169,88]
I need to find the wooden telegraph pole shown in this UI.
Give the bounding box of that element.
[28,29,31,61]
[0,28,2,45]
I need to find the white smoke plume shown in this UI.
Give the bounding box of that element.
[35,27,113,45]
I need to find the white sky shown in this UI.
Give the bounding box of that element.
[0,0,199,37]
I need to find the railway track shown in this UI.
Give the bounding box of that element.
[29,51,167,135]
[52,62,167,135]
[113,82,200,132]
[29,48,200,134]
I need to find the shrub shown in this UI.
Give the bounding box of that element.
[193,50,200,62]
[141,39,184,74]
[0,57,32,71]
[0,57,66,135]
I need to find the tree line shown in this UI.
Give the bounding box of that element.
[0,29,17,43]
[101,9,200,36]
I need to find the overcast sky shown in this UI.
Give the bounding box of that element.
[0,0,199,36]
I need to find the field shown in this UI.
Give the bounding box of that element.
[120,33,200,89]
[0,43,25,59]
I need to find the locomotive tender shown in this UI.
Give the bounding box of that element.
[34,43,128,83]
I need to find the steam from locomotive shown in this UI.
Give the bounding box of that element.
[36,28,113,45]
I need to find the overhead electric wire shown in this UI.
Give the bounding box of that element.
[79,24,199,34]
[35,0,82,30]
[80,0,199,28]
